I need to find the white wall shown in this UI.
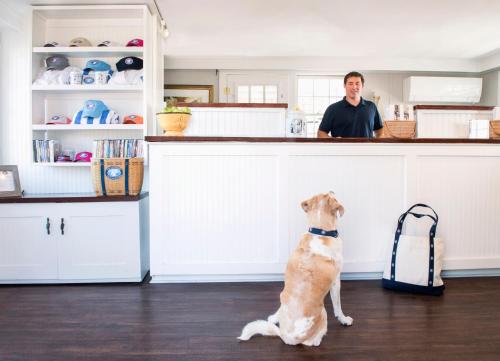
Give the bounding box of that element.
[163,68,492,113]
[164,69,219,102]
[480,70,499,106]
[0,2,31,172]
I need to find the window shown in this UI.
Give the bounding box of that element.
[297,76,344,137]
[237,85,278,103]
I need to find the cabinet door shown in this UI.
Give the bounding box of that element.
[0,213,58,280]
[57,203,139,280]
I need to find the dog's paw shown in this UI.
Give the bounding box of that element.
[338,316,353,326]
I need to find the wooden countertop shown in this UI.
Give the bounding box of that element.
[0,192,149,204]
[176,103,288,108]
[146,136,500,144]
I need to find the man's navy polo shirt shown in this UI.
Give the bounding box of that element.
[318,97,383,138]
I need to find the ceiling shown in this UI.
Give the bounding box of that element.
[24,0,500,71]
[157,0,500,71]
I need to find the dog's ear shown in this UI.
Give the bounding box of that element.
[329,197,344,217]
[337,204,345,217]
[301,200,310,213]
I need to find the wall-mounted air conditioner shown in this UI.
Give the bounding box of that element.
[404,76,482,103]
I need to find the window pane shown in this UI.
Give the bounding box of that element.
[264,85,278,103]
[298,78,313,96]
[237,86,249,103]
[313,96,330,114]
[298,96,314,114]
[250,85,264,103]
[330,79,344,97]
[313,79,329,96]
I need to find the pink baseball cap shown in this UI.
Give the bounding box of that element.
[74,151,92,162]
[126,38,143,47]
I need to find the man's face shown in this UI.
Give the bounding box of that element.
[344,76,363,99]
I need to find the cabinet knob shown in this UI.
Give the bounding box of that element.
[60,218,65,235]
[46,218,50,235]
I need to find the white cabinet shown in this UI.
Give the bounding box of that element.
[0,196,149,283]
[0,215,58,280]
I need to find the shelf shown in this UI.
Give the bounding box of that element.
[32,47,143,57]
[32,84,143,92]
[34,162,91,167]
[32,124,145,131]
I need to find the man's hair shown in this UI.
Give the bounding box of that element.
[344,71,365,85]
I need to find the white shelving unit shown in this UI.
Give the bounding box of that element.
[32,85,143,92]
[31,5,153,166]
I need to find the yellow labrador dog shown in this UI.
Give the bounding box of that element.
[238,192,353,346]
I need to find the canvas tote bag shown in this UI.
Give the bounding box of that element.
[382,204,445,296]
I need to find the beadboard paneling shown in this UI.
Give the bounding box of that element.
[416,109,493,138]
[183,107,286,137]
[416,155,500,269]
[149,143,500,281]
[153,152,281,273]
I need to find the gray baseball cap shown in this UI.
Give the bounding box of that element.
[45,55,69,70]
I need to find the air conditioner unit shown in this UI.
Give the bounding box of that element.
[404,76,482,103]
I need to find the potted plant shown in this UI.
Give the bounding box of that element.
[156,99,192,136]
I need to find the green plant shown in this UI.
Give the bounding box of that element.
[162,106,191,114]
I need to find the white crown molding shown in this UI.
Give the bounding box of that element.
[478,50,500,73]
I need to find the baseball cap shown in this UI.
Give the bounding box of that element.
[123,115,143,124]
[97,40,119,47]
[46,115,72,125]
[56,155,72,162]
[116,56,143,72]
[81,100,109,118]
[126,38,143,47]
[45,55,69,70]
[83,59,111,72]
[43,41,59,47]
[74,151,92,162]
[69,37,92,47]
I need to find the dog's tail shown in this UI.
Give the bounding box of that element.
[237,320,280,341]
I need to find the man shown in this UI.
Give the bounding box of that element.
[317,72,383,138]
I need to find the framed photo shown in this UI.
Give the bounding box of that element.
[0,165,22,197]
[164,84,214,104]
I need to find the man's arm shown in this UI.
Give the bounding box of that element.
[373,105,384,138]
[317,130,331,138]
[317,105,334,138]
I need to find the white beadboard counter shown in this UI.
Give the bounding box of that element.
[147,137,500,283]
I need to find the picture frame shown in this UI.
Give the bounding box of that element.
[164,84,214,104]
[0,165,22,197]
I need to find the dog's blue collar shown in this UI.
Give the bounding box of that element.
[309,227,338,238]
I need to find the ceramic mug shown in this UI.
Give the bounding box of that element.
[94,71,108,85]
[69,71,83,85]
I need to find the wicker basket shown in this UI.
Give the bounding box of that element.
[91,158,144,196]
[382,121,416,139]
[489,120,500,139]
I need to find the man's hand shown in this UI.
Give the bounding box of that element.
[317,130,331,138]
[374,128,384,138]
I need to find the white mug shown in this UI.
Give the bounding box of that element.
[69,71,83,85]
[94,71,108,85]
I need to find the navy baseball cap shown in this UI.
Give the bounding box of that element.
[116,56,143,72]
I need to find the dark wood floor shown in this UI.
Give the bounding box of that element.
[0,277,499,361]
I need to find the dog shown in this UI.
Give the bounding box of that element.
[238,192,353,346]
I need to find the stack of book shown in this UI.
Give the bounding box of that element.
[33,139,60,163]
[92,139,144,158]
